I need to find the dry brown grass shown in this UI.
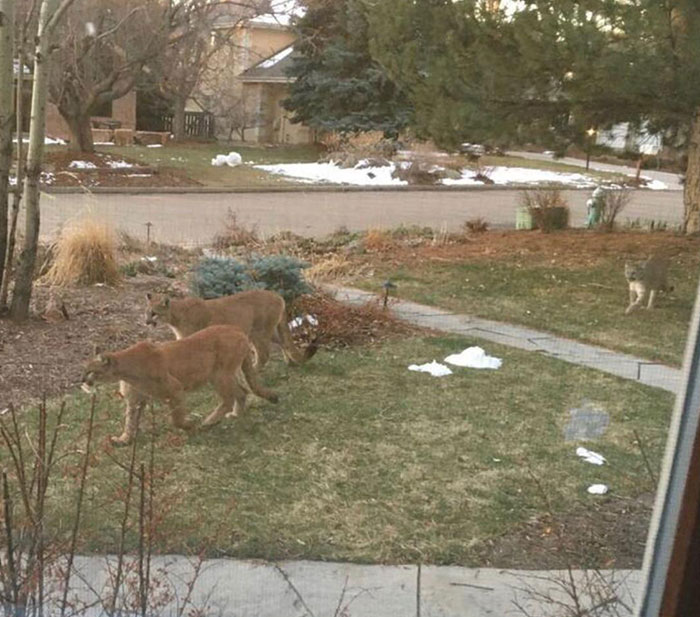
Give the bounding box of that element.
[43,218,121,287]
[364,228,395,252]
[306,254,368,284]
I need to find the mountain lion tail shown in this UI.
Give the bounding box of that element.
[240,347,279,404]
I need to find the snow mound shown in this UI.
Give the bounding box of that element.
[408,361,453,377]
[212,152,243,167]
[587,484,609,495]
[444,346,502,369]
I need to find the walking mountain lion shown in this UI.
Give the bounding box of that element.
[82,325,279,446]
[145,289,317,367]
[624,255,673,315]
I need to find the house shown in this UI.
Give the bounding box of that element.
[238,44,314,144]
[595,122,663,156]
[192,2,314,144]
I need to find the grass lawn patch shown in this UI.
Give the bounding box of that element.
[7,335,673,568]
[93,142,323,187]
[352,231,700,366]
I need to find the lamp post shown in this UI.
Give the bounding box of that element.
[585,127,596,171]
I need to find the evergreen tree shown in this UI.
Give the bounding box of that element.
[283,0,411,138]
[368,0,700,231]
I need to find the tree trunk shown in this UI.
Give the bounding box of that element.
[1,46,26,308]
[171,97,187,142]
[683,108,700,234]
[10,0,56,321]
[65,111,95,153]
[0,0,14,307]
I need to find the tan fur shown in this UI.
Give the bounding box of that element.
[624,255,673,315]
[82,325,278,446]
[145,289,317,367]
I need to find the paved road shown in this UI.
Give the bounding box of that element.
[38,187,682,246]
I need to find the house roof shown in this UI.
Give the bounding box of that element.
[239,44,298,83]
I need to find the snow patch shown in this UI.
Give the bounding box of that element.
[106,159,133,169]
[68,160,97,169]
[260,46,294,68]
[212,152,243,167]
[444,346,502,370]
[408,361,453,377]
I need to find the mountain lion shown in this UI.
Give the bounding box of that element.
[145,290,317,367]
[624,255,673,315]
[82,325,279,446]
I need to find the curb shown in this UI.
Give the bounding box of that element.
[16,184,681,196]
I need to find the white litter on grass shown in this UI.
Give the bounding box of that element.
[94,141,115,146]
[408,361,453,377]
[212,152,243,167]
[576,447,607,466]
[141,256,158,262]
[587,484,609,495]
[147,144,163,148]
[81,383,95,394]
[68,160,97,169]
[126,174,152,177]
[444,346,502,369]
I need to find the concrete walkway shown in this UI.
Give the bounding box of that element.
[56,556,641,617]
[327,285,682,394]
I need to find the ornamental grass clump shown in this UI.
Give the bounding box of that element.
[44,218,121,286]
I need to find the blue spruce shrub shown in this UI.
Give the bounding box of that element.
[247,254,312,303]
[189,257,257,299]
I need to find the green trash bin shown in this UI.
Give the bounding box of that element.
[516,206,535,230]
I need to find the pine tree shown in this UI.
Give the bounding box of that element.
[368,0,700,231]
[283,0,411,138]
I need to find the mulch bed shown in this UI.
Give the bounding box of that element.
[0,276,176,409]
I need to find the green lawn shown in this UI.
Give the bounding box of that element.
[94,142,323,187]
[353,251,699,366]
[8,335,672,566]
[70,143,625,188]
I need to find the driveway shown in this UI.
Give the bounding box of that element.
[38,187,682,246]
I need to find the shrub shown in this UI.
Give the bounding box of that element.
[212,209,259,249]
[519,189,570,233]
[44,218,121,286]
[464,217,489,234]
[597,187,632,231]
[189,257,256,299]
[248,254,312,303]
[189,254,311,302]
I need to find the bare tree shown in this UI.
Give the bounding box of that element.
[0,0,14,303]
[151,0,268,142]
[48,0,178,153]
[10,0,75,321]
[194,87,261,141]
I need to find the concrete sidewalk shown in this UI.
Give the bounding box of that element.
[53,556,641,617]
[327,285,681,394]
